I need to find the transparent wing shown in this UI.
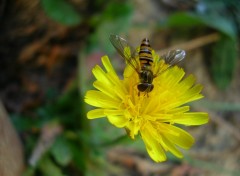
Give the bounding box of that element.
[109,34,140,72]
[161,49,185,66]
[154,49,185,77]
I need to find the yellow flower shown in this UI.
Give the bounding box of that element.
[84,51,208,162]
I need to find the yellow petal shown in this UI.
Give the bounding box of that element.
[106,72,127,98]
[104,109,124,116]
[180,86,204,103]
[126,122,141,139]
[87,109,105,119]
[172,112,209,125]
[163,124,194,149]
[93,81,119,100]
[161,135,183,158]
[141,124,167,162]
[177,74,195,92]
[123,64,136,78]
[157,123,179,136]
[85,90,121,108]
[107,115,128,128]
[142,93,162,114]
[165,67,185,86]
[102,55,116,73]
[92,65,109,83]
[167,106,190,114]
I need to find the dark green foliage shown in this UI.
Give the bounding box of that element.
[41,0,82,26]
[51,136,72,166]
[210,36,238,89]
[38,156,65,176]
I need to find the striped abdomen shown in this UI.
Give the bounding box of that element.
[139,38,153,68]
[137,38,154,92]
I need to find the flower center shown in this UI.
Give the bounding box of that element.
[125,93,147,119]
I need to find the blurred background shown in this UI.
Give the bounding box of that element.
[0,0,240,175]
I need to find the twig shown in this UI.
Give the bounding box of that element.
[157,33,220,54]
[29,123,62,166]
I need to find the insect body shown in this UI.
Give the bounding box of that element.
[138,38,154,92]
[109,35,186,93]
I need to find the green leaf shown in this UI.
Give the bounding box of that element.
[41,0,81,26]
[68,142,86,171]
[39,156,64,176]
[22,167,35,176]
[166,12,237,39]
[210,35,238,89]
[101,2,133,20]
[166,12,204,27]
[51,136,72,166]
[197,14,236,39]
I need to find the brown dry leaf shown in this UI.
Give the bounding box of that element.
[0,101,24,176]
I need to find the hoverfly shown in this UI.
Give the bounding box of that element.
[109,34,186,93]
